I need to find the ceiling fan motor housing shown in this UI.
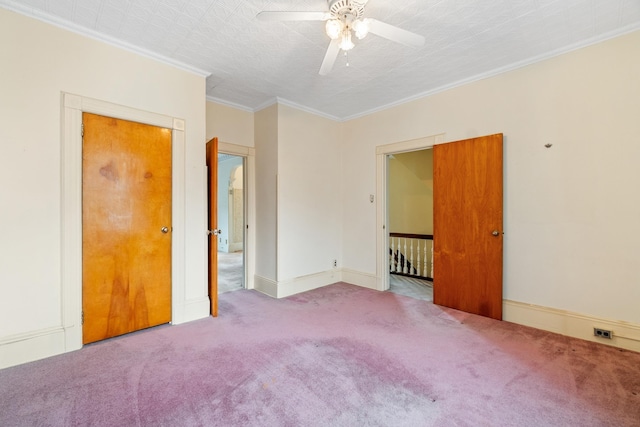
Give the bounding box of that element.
[329,0,367,20]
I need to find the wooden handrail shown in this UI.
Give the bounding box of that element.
[389,232,433,240]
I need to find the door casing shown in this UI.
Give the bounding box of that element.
[376,134,446,291]
[376,132,504,319]
[61,93,187,352]
[208,140,256,302]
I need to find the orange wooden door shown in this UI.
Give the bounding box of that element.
[433,133,503,320]
[206,137,218,317]
[82,113,172,344]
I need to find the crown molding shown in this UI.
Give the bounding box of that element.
[341,23,640,122]
[205,96,254,113]
[275,98,341,122]
[0,0,210,78]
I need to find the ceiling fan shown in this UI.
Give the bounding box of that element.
[257,0,425,75]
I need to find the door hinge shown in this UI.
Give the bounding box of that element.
[81,310,84,325]
[81,122,84,138]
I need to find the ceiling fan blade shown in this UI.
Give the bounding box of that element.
[256,11,330,21]
[367,18,425,47]
[319,39,341,76]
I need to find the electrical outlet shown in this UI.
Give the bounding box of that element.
[593,328,612,339]
[333,259,337,268]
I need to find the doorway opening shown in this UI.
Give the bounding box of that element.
[217,154,245,294]
[375,133,444,294]
[387,149,434,302]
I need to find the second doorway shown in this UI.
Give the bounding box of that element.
[217,153,245,294]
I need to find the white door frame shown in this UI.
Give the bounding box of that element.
[375,133,445,291]
[218,141,256,290]
[61,93,187,351]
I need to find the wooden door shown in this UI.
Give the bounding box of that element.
[82,113,172,344]
[433,133,503,320]
[206,137,218,317]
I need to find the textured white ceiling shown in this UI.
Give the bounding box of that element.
[2,0,640,120]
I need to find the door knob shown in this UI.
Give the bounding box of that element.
[208,229,222,236]
[491,230,500,236]
[161,227,169,234]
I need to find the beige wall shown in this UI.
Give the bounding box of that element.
[206,101,254,147]
[388,150,433,235]
[254,104,279,280]
[277,104,342,280]
[342,30,640,327]
[250,103,342,289]
[0,8,207,363]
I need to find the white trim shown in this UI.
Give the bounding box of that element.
[275,270,341,298]
[375,134,445,291]
[254,275,278,298]
[504,300,640,353]
[0,0,210,78]
[251,98,342,122]
[341,268,378,291]
[275,98,341,122]
[254,270,343,299]
[181,297,212,324]
[61,92,190,347]
[217,142,256,291]
[340,24,640,122]
[0,327,66,369]
[253,98,278,114]
[206,96,254,113]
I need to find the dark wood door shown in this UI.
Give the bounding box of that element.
[82,113,172,344]
[433,133,503,320]
[206,137,218,317]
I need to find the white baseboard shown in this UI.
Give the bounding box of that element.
[341,268,378,291]
[229,242,243,253]
[0,296,211,369]
[254,269,343,299]
[0,327,67,370]
[254,275,278,298]
[174,297,211,324]
[276,269,342,298]
[504,300,640,353]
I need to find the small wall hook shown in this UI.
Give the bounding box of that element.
[544,143,553,148]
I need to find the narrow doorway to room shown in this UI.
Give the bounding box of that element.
[387,148,434,302]
[217,154,245,294]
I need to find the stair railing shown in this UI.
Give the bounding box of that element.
[389,233,433,281]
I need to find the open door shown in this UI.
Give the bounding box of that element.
[433,133,503,320]
[206,137,218,317]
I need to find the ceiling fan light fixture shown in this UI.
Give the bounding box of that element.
[352,18,369,39]
[339,30,355,51]
[325,19,343,39]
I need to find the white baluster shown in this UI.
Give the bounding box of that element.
[396,238,402,273]
[409,239,415,276]
[402,239,408,274]
[430,239,434,279]
[416,239,421,277]
[389,237,394,273]
[423,240,428,279]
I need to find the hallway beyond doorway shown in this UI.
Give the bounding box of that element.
[218,251,243,294]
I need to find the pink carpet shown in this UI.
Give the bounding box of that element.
[1,282,638,426]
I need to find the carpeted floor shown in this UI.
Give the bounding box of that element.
[1,282,638,426]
